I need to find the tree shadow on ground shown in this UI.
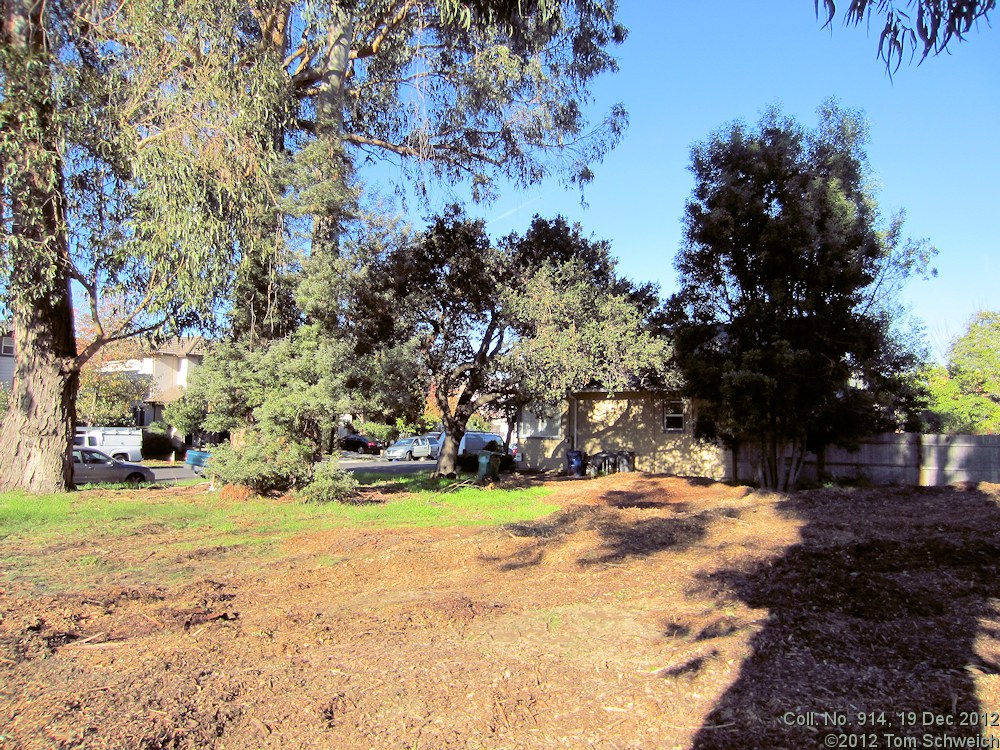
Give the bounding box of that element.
[495,478,741,570]
[690,485,1000,750]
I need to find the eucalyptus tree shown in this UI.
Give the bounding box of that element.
[0,0,628,493]
[818,0,994,73]
[0,0,286,492]
[224,0,628,325]
[255,0,627,202]
[669,103,931,491]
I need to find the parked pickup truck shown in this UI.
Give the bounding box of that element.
[74,426,143,463]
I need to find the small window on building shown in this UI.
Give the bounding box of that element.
[1,337,13,356]
[662,399,685,432]
[519,407,562,439]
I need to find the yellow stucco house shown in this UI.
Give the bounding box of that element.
[515,388,729,478]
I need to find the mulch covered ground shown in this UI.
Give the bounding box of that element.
[2,474,999,749]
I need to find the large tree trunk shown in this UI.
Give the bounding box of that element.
[0,0,79,492]
[435,420,466,477]
[311,8,355,256]
[0,323,78,493]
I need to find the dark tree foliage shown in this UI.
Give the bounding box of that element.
[228,252,302,344]
[670,103,929,490]
[505,216,661,320]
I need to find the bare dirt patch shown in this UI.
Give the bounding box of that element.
[2,475,999,749]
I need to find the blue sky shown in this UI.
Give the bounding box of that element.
[373,1,999,359]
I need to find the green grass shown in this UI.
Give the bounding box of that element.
[351,471,460,493]
[0,479,558,591]
[0,480,557,542]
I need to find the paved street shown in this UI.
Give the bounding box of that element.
[338,456,438,476]
[146,455,438,484]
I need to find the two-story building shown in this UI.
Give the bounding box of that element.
[101,336,206,426]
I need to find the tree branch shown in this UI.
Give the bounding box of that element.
[352,0,418,60]
[343,133,504,168]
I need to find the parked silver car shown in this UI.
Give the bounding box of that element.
[384,436,438,461]
[72,447,154,485]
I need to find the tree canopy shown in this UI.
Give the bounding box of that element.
[669,103,931,490]
[924,311,1000,433]
[336,208,670,475]
[0,0,628,492]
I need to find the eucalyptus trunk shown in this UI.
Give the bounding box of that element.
[311,8,354,257]
[0,0,79,492]
[0,323,79,493]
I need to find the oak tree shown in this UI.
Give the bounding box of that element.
[351,207,668,475]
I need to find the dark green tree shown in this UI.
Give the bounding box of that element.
[165,328,352,456]
[669,103,931,490]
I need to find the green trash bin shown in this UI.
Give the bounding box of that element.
[477,450,502,482]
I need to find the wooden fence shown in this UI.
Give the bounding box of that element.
[734,434,1000,487]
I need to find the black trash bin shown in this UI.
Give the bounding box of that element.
[566,450,585,477]
[588,451,617,476]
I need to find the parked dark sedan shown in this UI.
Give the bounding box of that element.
[339,435,382,454]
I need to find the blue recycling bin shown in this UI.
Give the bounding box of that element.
[185,449,211,475]
[566,450,585,477]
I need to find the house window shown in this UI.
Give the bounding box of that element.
[1,337,13,356]
[662,399,685,432]
[519,407,562,439]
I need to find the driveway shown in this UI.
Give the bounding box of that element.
[150,464,201,483]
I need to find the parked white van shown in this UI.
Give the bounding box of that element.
[431,431,505,456]
[73,426,144,462]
